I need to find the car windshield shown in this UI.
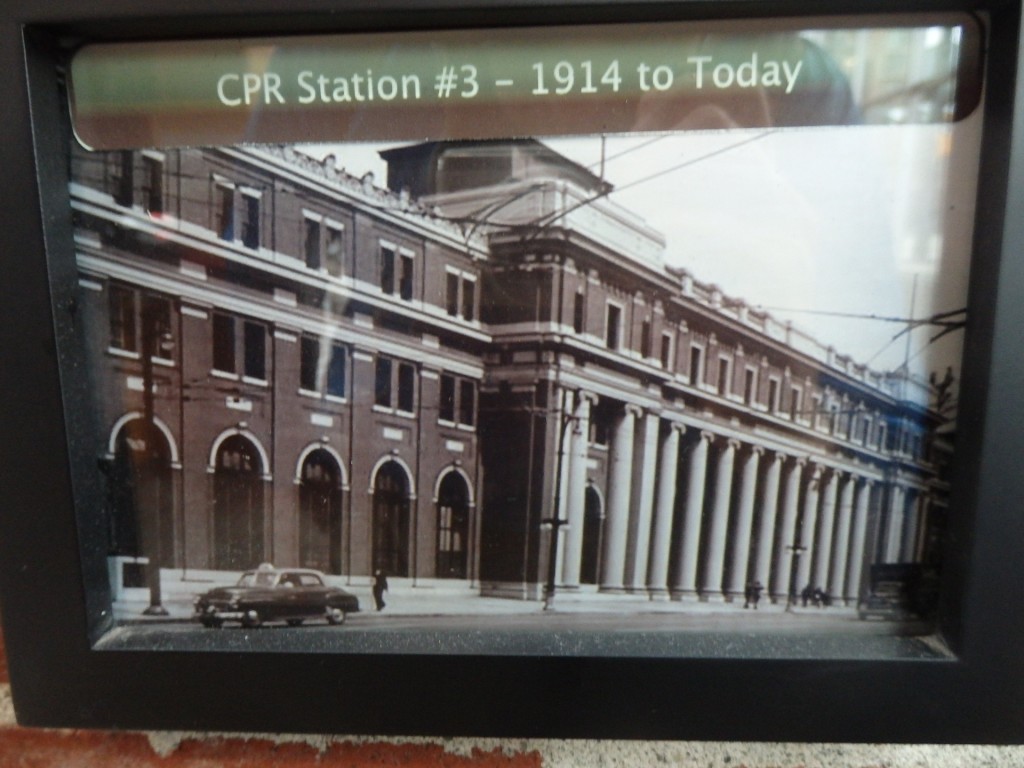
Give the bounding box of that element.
[236,571,277,587]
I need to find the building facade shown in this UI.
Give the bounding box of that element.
[70,138,950,603]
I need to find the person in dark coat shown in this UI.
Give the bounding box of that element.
[801,584,814,608]
[372,569,388,611]
[744,580,764,610]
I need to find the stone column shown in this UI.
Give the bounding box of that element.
[702,438,739,600]
[845,479,873,603]
[673,430,713,599]
[726,445,763,599]
[627,411,661,592]
[753,452,783,592]
[901,490,922,563]
[885,484,906,563]
[771,457,804,601]
[796,464,822,593]
[647,422,684,597]
[600,404,639,592]
[812,469,839,595]
[561,392,595,588]
[829,474,855,604]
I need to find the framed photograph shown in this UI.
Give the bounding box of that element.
[1,0,1023,742]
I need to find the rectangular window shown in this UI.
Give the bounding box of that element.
[397,362,415,413]
[660,333,673,370]
[140,295,172,359]
[573,292,585,334]
[689,346,704,385]
[446,272,460,316]
[812,394,824,430]
[304,219,321,270]
[300,335,319,391]
[326,343,347,398]
[243,321,266,380]
[109,285,137,352]
[439,374,456,422]
[216,185,234,241]
[606,304,621,349]
[325,225,344,277]
[241,193,260,249]
[459,379,475,426]
[744,368,757,405]
[143,156,163,214]
[878,423,888,450]
[375,357,392,407]
[380,246,395,294]
[717,357,731,394]
[537,273,553,322]
[114,151,133,207]
[768,378,780,413]
[399,253,414,300]
[212,314,236,373]
[641,320,652,359]
[461,278,475,321]
[790,387,802,420]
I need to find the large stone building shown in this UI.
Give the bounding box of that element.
[69,137,950,605]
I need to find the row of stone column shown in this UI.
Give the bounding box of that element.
[557,394,919,604]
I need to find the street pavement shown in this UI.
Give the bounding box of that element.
[113,568,862,624]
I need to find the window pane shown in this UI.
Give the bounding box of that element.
[109,285,137,352]
[717,358,731,394]
[397,363,415,412]
[244,322,266,380]
[300,335,319,391]
[380,247,395,294]
[375,357,392,407]
[439,374,456,422]
[141,295,172,358]
[327,343,346,397]
[212,314,235,373]
[114,151,134,207]
[325,226,343,276]
[689,347,703,384]
[660,333,672,369]
[242,195,260,249]
[606,305,620,349]
[573,292,585,334]
[305,219,321,270]
[641,320,652,358]
[143,156,163,214]
[217,186,234,241]
[446,273,459,316]
[459,379,475,426]
[399,254,414,300]
[462,279,475,321]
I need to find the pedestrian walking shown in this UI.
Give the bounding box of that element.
[744,580,763,610]
[372,569,388,611]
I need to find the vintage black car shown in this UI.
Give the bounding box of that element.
[193,564,360,628]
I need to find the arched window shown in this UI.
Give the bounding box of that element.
[436,471,470,579]
[372,461,411,577]
[109,419,174,566]
[213,435,264,570]
[299,449,343,574]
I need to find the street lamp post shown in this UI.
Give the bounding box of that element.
[785,544,806,613]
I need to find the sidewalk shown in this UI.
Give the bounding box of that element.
[113,569,858,624]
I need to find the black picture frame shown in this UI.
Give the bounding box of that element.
[1,0,1023,743]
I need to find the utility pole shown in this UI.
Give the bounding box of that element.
[140,301,170,617]
[542,389,575,611]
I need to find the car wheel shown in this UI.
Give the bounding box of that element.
[286,619,303,627]
[242,609,262,628]
[326,607,346,625]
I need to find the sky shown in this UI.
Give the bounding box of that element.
[300,112,981,386]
